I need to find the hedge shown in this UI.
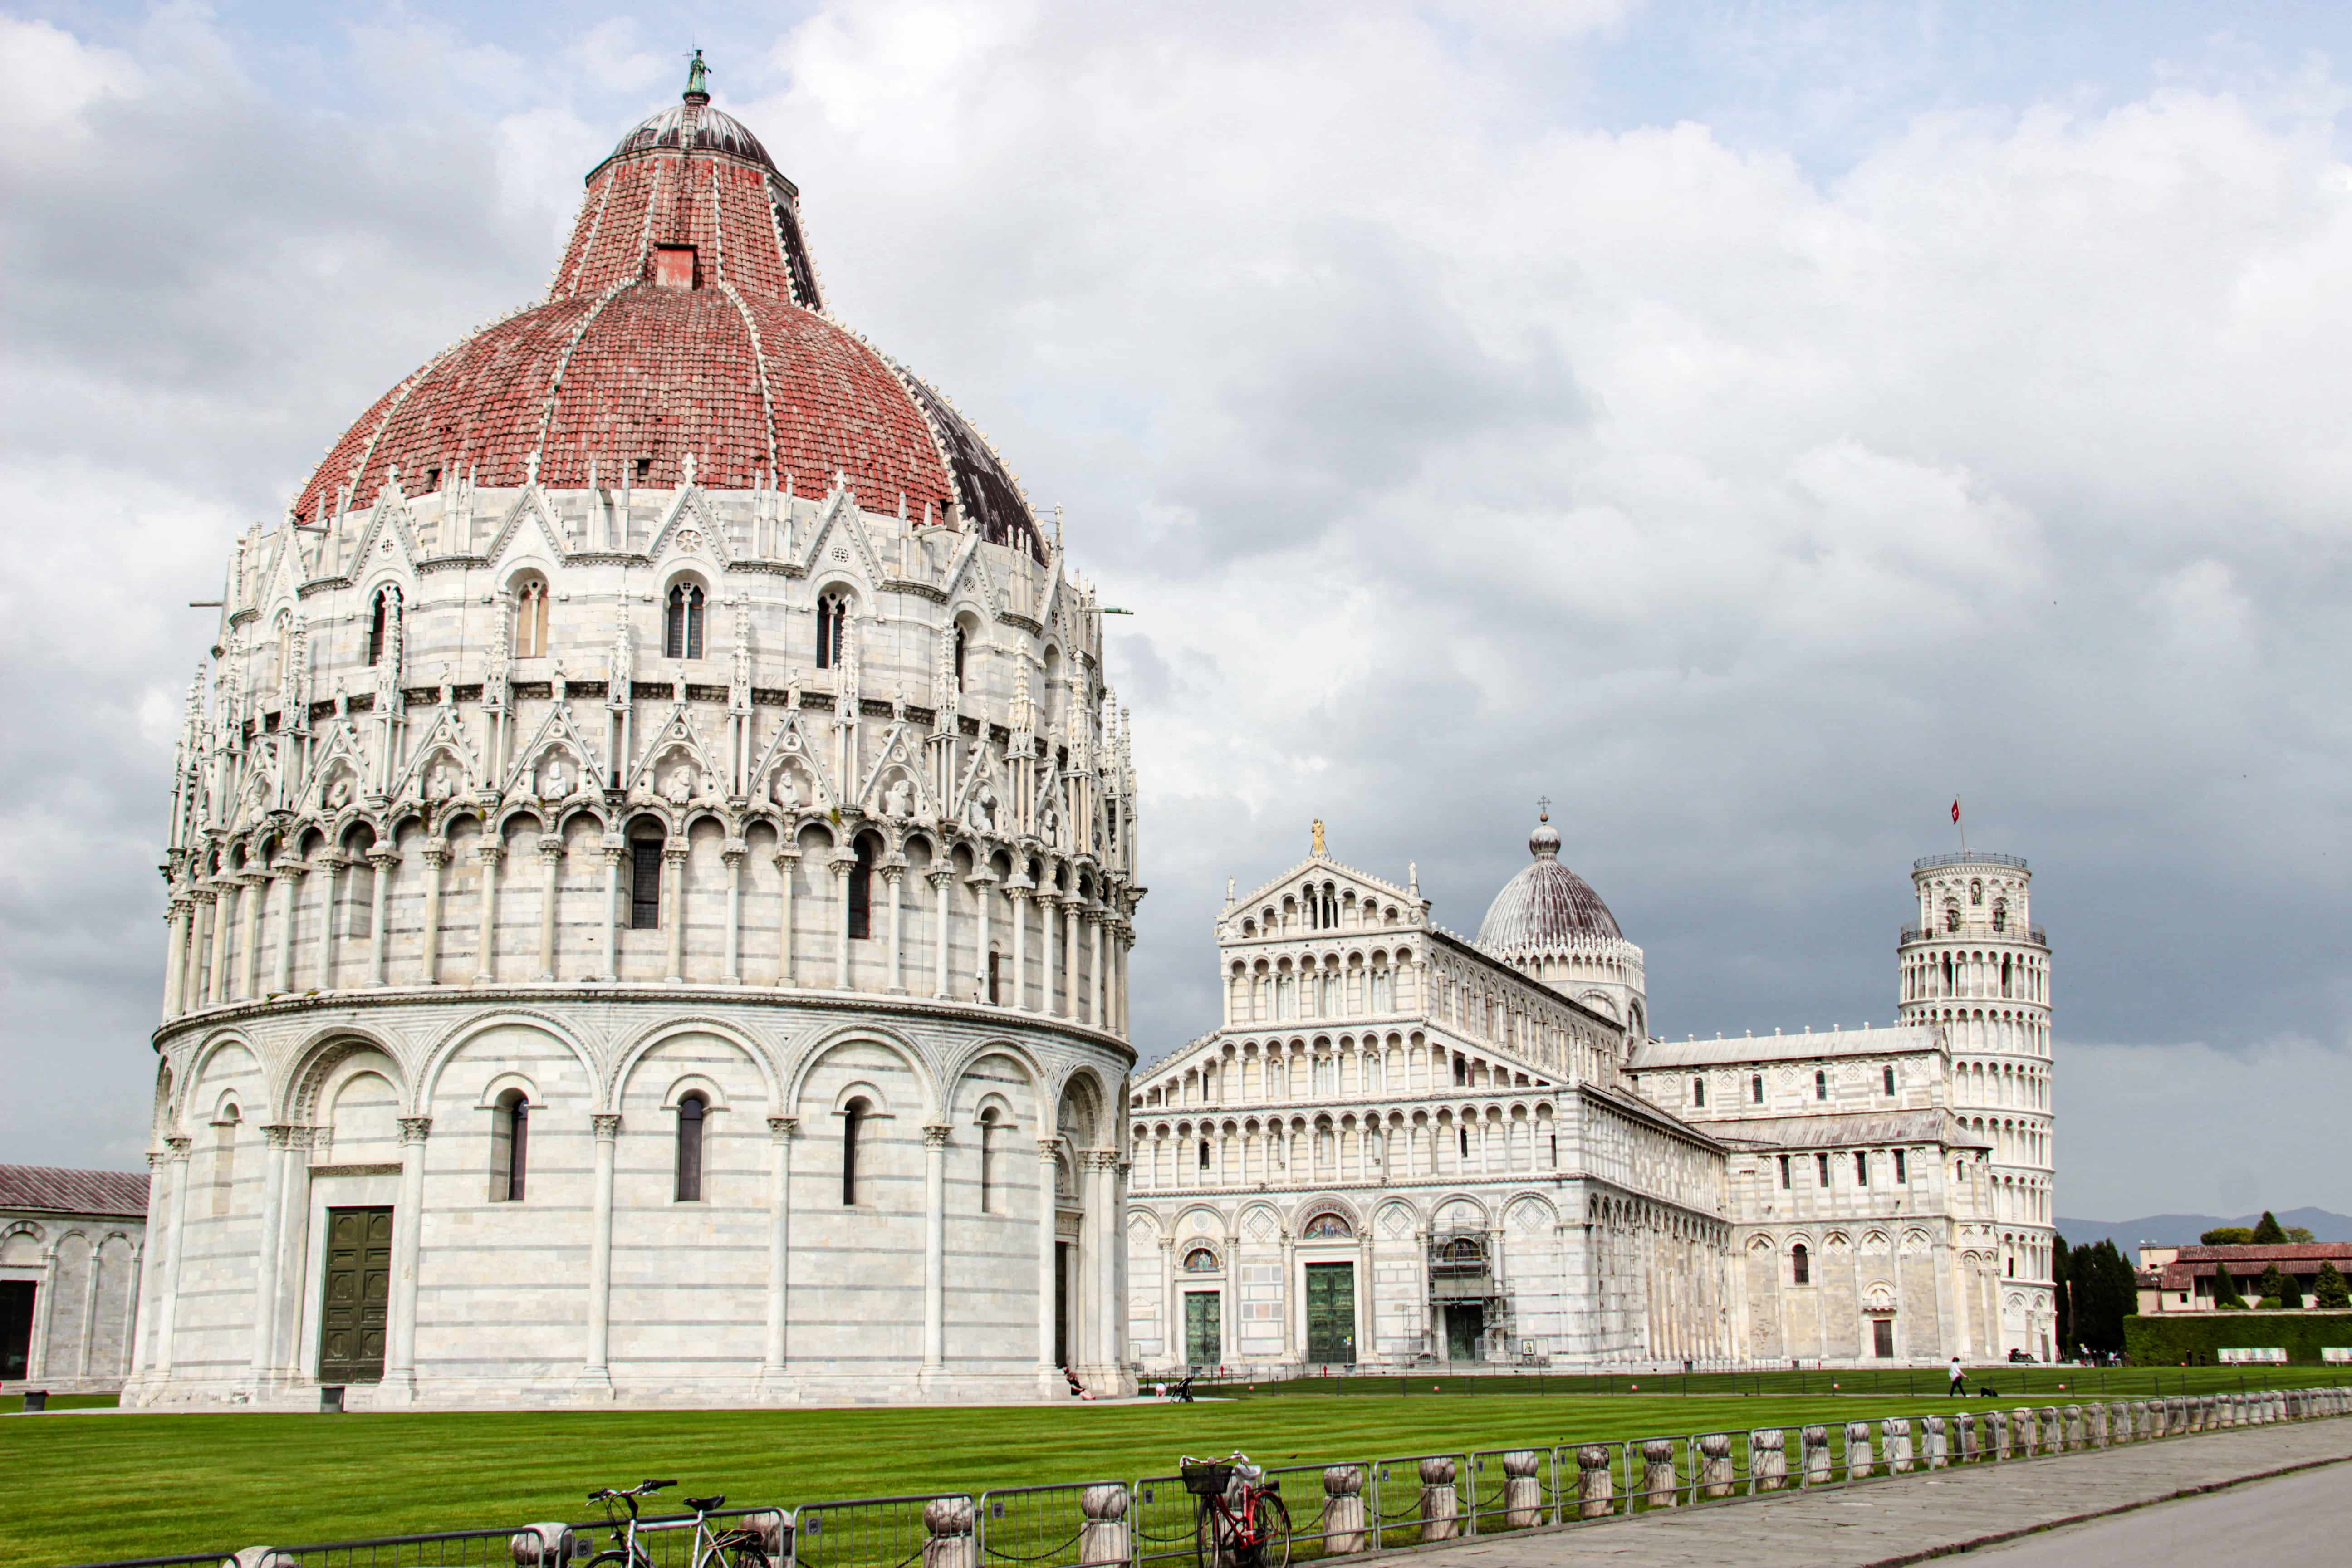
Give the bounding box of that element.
[2124,1311,2352,1365]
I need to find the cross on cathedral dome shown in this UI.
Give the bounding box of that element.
[1475,805,1622,950]
[290,58,1044,562]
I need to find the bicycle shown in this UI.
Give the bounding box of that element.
[585,1478,774,1568]
[1181,1451,1291,1568]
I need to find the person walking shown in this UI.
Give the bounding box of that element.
[1948,1356,1966,1396]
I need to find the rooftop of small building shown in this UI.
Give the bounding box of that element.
[1628,1023,1940,1070]
[0,1163,150,1219]
[1700,1108,1988,1152]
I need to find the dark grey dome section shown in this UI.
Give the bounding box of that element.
[899,369,1046,564]
[1477,813,1622,948]
[606,101,779,173]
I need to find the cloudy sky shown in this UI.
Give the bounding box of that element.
[5,1,2349,1222]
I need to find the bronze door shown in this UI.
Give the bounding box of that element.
[318,1206,393,1382]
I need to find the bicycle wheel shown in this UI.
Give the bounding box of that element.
[696,1538,769,1568]
[587,1551,652,1568]
[1254,1494,1292,1568]
[1194,1499,1231,1568]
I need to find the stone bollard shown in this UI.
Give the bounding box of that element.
[1885,1418,1913,1474]
[1988,1409,2011,1460]
[510,1524,577,1566]
[1576,1444,1615,1519]
[1078,1485,1129,1568]
[1751,1428,1789,1490]
[1698,1434,1735,1500]
[2063,1406,2084,1451]
[924,1497,978,1568]
[1845,1421,1875,1480]
[740,1513,790,1560]
[1922,1415,1948,1470]
[1802,1425,1833,1485]
[2013,1407,2036,1457]
[1955,1411,1978,1463]
[231,1551,294,1568]
[1639,1439,1678,1509]
[1418,1457,1460,1542]
[2039,1407,2062,1453]
[1322,1468,1368,1553]
[2090,1404,2109,1448]
[1500,1450,1544,1529]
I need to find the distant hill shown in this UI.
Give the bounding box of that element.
[2056,1207,2352,1252]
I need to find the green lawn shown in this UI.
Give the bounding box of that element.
[2,1389,2094,1566]
[1201,1364,2350,1401]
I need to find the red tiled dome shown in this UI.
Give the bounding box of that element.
[293,81,1043,560]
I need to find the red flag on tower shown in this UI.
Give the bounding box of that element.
[1951,799,1961,824]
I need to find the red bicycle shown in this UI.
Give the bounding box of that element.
[1181,1452,1292,1568]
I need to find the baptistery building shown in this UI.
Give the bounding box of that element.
[130,65,1139,1408]
[1125,823,2054,1371]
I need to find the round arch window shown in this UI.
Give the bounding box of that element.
[1182,1246,1220,1272]
[1303,1213,1353,1239]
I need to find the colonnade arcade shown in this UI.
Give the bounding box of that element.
[160,802,1132,1036]
[1130,1095,1570,1194]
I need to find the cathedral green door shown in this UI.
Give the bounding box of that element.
[1445,1303,1485,1362]
[1304,1262,1356,1364]
[1184,1290,1222,1366]
[318,1206,392,1383]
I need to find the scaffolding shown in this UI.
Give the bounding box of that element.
[1427,1231,1515,1361]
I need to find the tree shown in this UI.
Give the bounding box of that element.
[2286,1226,2315,1243]
[2255,1263,2289,1309]
[2211,1262,2249,1310]
[2314,1261,2351,1309]
[2200,1226,2255,1245]
[2251,1211,2289,1245]
[2053,1234,2073,1349]
[2067,1240,2135,1354]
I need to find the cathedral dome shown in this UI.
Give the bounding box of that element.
[289,70,1044,561]
[1476,810,1622,948]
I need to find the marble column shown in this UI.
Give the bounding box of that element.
[161,898,191,1019]
[127,1152,169,1382]
[248,1126,294,1381]
[1009,885,1031,1009]
[1159,1235,1178,1367]
[317,857,345,990]
[664,845,689,982]
[831,853,856,990]
[1040,893,1058,1018]
[1090,913,1106,1028]
[273,866,304,994]
[773,845,800,986]
[1036,1138,1060,1392]
[366,848,395,986]
[722,839,745,983]
[929,870,954,999]
[535,836,563,980]
[206,881,233,1004]
[922,1123,951,1381]
[379,1116,431,1402]
[473,842,502,983]
[884,865,908,995]
[418,845,449,984]
[599,843,623,981]
[968,871,997,1001]
[583,1113,620,1393]
[153,1138,192,1375]
[237,871,266,998]
[760,1116,796,1397]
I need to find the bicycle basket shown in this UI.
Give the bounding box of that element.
[1182,1462,1235,1496]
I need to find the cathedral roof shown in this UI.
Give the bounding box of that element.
[1630,1024,1940,1069]
[0,1163,149,1219]
[289,65,1044,563]
[1475,810,1622,951]
[1701,1110,1989,1152]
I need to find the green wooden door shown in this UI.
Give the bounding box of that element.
[1183,1291,1222,1366]
[1445,1302,1484,1362]
[1304,1262,1356,1364]
[319,1206,392,1382]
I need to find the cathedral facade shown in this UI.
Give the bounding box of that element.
[131,71,1138,1408]
[1125,823,2054,1371]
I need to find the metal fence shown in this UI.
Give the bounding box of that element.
[55,1387,2352,1568]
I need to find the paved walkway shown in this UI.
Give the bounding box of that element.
[1958,1464,2352,1564]
[1401,1419,2352,1568]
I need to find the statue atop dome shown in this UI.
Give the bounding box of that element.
[683,48,710,102]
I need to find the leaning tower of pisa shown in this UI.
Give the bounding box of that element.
[1897,852,2055,1360]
